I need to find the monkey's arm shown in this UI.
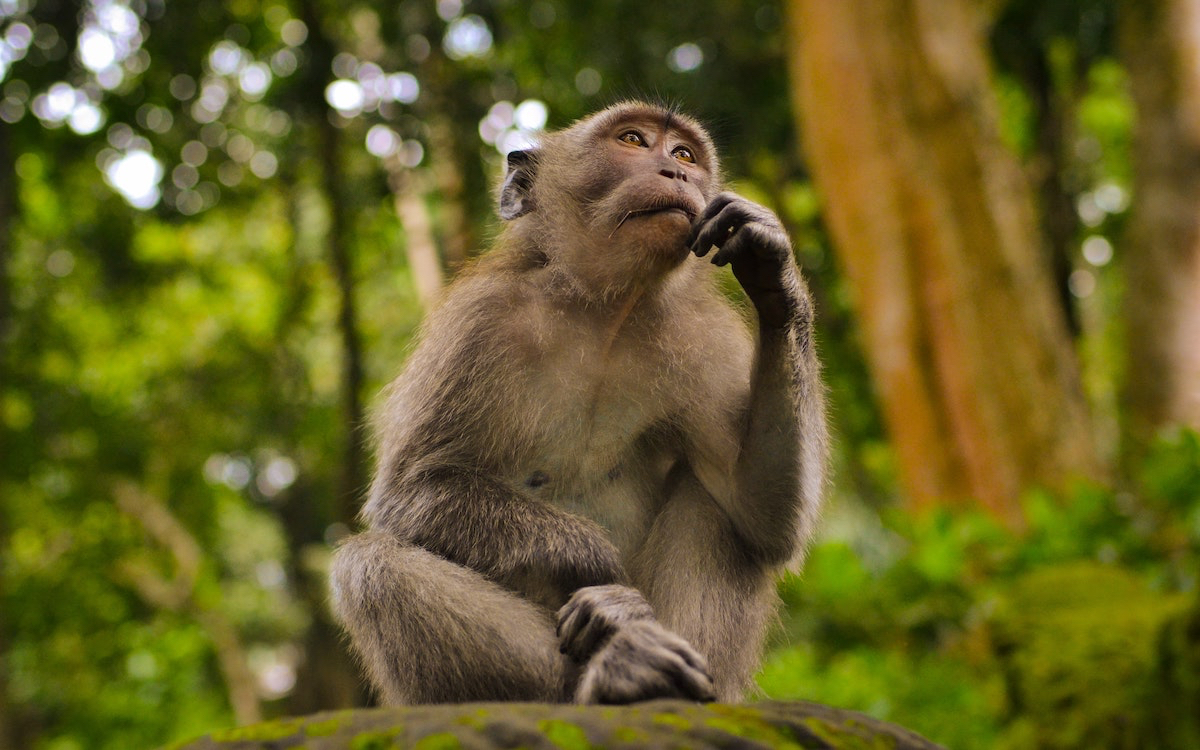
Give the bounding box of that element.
[689,193,827,566]
[369,463,627,610]
[370,461,716,703]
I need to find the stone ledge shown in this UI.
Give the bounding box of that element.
[168,699,946,749]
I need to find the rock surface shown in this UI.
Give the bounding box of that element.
[168,699,946,749]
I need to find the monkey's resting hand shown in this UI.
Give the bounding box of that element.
[688,192,804,329]
[557,585,655,662]
[558,585,716,704]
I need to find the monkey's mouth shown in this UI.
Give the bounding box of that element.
[636,201,698,220]
[614,204,697,228]
[645,206,695,220]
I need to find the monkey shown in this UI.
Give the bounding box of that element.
[329,101,827,706]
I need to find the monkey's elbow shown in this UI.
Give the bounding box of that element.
[743,530,800,570]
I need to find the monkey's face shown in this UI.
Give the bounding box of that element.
[500,103,721,285]
[571,106,717,266]
[583,111,713,230]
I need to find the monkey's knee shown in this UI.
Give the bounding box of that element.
[329,530,407,628]
[330,530,568,704]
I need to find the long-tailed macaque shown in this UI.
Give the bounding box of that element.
[330,102,827,705]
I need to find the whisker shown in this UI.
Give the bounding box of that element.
[608,211,634,239]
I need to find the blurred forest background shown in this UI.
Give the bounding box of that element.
[2,0,1200,748]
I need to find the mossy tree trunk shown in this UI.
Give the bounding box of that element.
[784,0,1099,521]
[1120,2,1200,454]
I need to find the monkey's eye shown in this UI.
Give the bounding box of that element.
[618,130,645,146]
[672,145,696,164]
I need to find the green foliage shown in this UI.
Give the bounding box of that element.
[760,431,1200,750]
[993,562,1185,750]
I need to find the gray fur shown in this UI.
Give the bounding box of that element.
[330,102,827,705]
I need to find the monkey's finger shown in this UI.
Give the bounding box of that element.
[658,650,716,703]
[570,616,615,661]
[561,605,620,662]
[688,197,745,255]
[556,598,590,644]
[690,203,749,258]
[674,642,711,674]
[686,193,738,247]
[564,612,606,661]
[710,223,760,267]
[675,668,717,703]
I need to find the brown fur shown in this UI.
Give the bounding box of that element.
[330,102,827,705]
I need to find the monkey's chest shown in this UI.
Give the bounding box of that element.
[527,374,665,481]
[513,348,677,545]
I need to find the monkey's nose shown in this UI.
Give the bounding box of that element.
[658,167,687,182]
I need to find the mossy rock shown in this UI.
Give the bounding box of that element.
[167,700,945,749]
[991,561,1190,750]
[1152,598,1200,748]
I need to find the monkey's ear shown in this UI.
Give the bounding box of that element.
[499,148,538,220]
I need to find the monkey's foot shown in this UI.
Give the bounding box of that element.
[574,620,715,704]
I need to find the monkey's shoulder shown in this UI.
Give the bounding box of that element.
[417,268,549,354]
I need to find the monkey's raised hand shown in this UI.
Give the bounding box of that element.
[688,192,803,329]
[558,585,715,704]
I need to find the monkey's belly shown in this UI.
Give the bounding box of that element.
[556,477,654,554]
[515,435,674,556]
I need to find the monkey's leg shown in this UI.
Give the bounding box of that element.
[632,471,778,703]
[330,530,571,704]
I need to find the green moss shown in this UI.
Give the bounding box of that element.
[451,712,487,731]
[993,562,1190,750]
[210,718,304,743]
[702,706,804,749]
[612,726,648,744]
[411,731,463,750]
[305,712,353,738]
[350,730,402,750]
[651,712,693,731]
[536,719,595,750]
[801,717,896,750]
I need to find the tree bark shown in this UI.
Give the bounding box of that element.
[285,0,373,714]
[299,0,368,526]
[1120,2,1200,450]
[386,164,444,311]
[0,121,13,353]
[414,42,487,270]
[0,120,20,750]
[316,116,368,525]
[785,0,1099,520]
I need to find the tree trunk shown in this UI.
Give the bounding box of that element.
[785,0,1099,521]
[285,0,373,714]
[425,112,474,269]
[1120,2,1200,450]
[0,120,21,750]
[415,43,486,270]
[0,122,13,353]
[316,115,368,525]
[386,164,444,311]
[299,0,367,525]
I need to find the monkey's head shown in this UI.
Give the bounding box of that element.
[498,102,721,291]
